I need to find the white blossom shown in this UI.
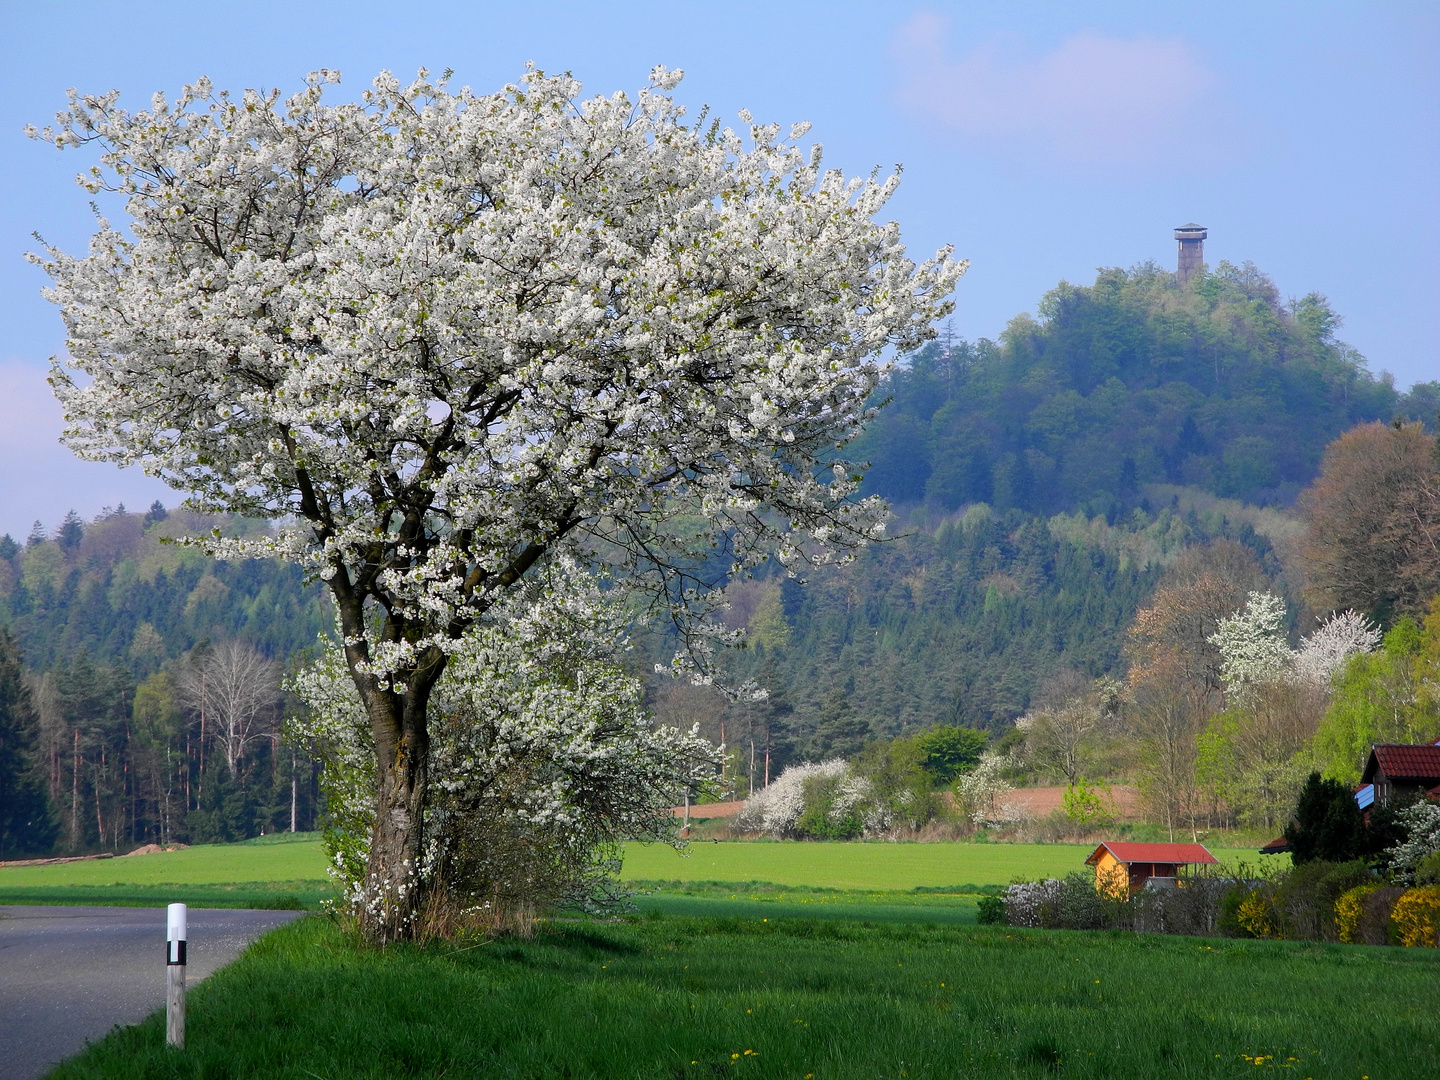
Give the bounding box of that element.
[954,752,1020,826]
[733,759,846,836]
[290,564,720,913]
[1384,801,1440,885]
[1293,610,1382,688]
[1211,592,1381,700]
[1211,592,1292,698]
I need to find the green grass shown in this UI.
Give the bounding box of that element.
[621,840,1099,890]
[47,913,1440,1079]
[621,840,1271,891]
[0,836,332,909]
[2,838,1275,910]
[627,881,985,925]
[0,837,329,887]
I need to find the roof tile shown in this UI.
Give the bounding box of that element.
[1085,842,1218,866]
[1367,744,1440,783]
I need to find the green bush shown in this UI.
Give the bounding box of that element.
[976,895,1006,925]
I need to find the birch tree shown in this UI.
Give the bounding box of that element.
[30,65,960,939]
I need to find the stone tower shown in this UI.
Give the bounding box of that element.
[1174,223,1207,285]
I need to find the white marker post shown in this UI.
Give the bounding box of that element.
[166,903,186,1049]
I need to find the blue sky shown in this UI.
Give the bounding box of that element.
[1,1,1435,540]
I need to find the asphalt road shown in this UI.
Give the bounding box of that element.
[0,905,303,1080]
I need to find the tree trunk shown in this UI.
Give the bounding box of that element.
[356,654,443,944]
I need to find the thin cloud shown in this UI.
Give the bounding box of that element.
[891,12,1230,168]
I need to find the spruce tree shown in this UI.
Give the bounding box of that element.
[0,630,54,856]
[1283,772,1365,864]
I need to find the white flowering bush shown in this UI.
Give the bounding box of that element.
[1002,879,1064,928]
[734,753,938,838]
[954,753,1021,826]
[31,64,960,938]
[289,568,720,930]
[734,760,847,836]
[1385,802,1440,885]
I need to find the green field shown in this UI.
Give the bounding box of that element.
[48,913,1440,1079]
[2,838,1275,910]
[0,835,332,908]
[620,840,1268,891]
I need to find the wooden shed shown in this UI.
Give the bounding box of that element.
[1085,841,1219,899]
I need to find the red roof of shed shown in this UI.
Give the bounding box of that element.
[1362,744,1440,784]
[1085,842,1218,867]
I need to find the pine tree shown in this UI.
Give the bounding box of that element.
[0,630,54,856]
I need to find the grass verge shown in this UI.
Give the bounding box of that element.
[0,880,331,910]
[48,911,1439,1079]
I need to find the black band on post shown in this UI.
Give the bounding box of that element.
[166,939,186,966]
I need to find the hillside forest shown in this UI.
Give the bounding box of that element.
[1,258,1437,856]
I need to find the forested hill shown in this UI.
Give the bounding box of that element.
[854,260,1439,517]
[0,506,327,676]
[3,259,1434,758]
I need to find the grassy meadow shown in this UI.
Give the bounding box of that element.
[2,837,1277,911]
[0,833,332,909]
[48,912,1440,1080]
[622,840,1099,890]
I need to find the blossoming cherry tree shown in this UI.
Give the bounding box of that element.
[31,65,962,940]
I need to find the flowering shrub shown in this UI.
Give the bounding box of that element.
[1236,891,1281,939]
[734,760,847,837]
[1002,874,1122,931]
[954,753,1021,826]
[1384,802,1440,884]
[1389,886,1440,948]
[1002,879,1065,928]
[290,569,719,931]
[734,752,934,838]
[1335,884,1380,944]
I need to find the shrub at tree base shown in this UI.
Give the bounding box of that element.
[1389,885,1440,948]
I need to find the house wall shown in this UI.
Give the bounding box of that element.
[1093,852,1129,899]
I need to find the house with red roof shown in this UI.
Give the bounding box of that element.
[1085,841,1218,899]
[1360,743,1440,808]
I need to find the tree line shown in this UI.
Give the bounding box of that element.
[0,506,324,857]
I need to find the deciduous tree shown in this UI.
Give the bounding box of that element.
[32,66,959,938]
[1299,421,1440,623]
